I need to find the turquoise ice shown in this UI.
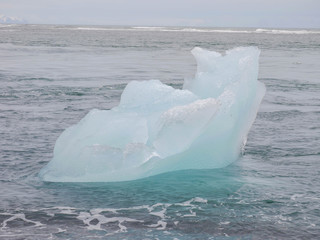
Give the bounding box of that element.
[39,47,265,182]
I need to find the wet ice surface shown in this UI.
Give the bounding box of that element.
[39,47,265,182]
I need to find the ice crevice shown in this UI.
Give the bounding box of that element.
[39,46,266,182]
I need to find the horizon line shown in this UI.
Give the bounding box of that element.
[1,22,319,30]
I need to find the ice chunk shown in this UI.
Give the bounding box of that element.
[153,98,218,158]
[118,79,198,112]
[39,47,265,182]
[183,47,260,98]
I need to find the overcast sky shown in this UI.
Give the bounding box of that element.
[1,0,319,28]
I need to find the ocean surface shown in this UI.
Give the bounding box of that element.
[0,24,320,239]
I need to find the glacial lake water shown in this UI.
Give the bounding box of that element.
[0,25,320,239]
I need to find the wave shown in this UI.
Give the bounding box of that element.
[131,26,250,33]
[255,28,320,34]
[75,27,115,31]
[2,24,319,35]
[70,26,320,35]
[132,26,166,30]
[0,197,208,235]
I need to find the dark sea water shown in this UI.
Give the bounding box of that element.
[0,25,320,239]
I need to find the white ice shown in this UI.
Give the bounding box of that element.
[39,47,265,182]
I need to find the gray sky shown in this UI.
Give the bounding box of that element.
[1,0,319,28]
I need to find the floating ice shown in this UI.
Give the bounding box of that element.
[39,47,265,182]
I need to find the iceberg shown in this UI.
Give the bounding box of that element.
[39,47,265,182]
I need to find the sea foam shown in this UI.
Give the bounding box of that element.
[39,47,265,182]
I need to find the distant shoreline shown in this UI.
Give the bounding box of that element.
[1,24,319,34]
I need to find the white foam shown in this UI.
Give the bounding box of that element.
[1,213,43,230]
[177,197,208,206]
[77,212,143,231]
[192,197,208,204]
[132,26,166,30]
[0,198,209,235]
[255,28,320,34]
[183,210,197,217]
[69,26,320,35]
[150,208,167,219]
[148,220,167,230]
[219,221,230,225]
[90,208,118,214]
[181,28,250,33]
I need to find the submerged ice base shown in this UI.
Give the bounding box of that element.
[39,47,266,182]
